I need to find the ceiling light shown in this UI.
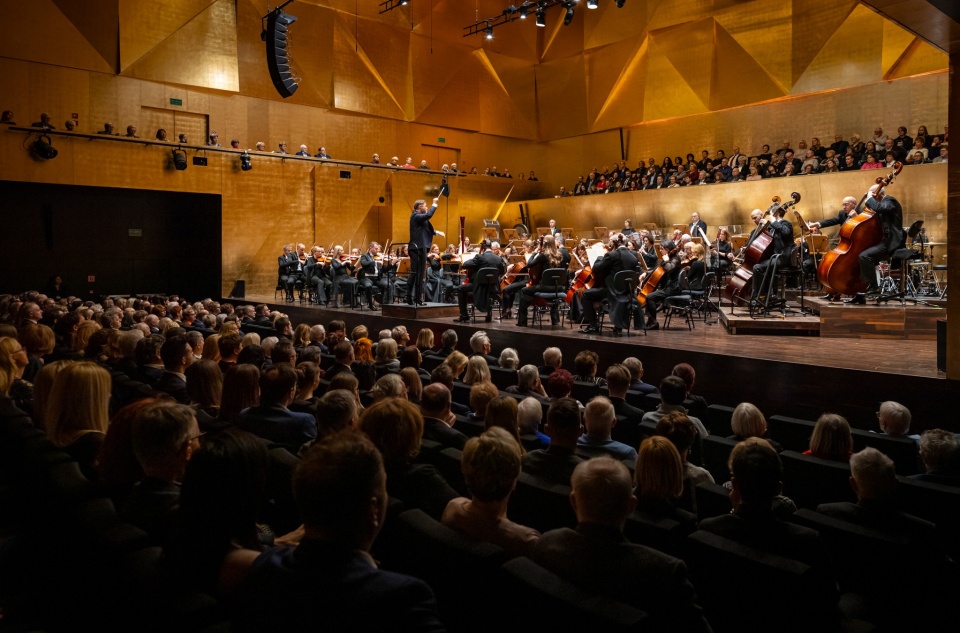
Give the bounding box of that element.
[31,134,58,160]
[520,6,528,18]
[536,9,546,26]
[172,148,188,171]
[485,26,493,39]
[615,0,625,7]
[564,3,575,25]
[241,151,252,171]
[587,0,598,8]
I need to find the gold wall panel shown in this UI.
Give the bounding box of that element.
[119,0,215,70]
[712,0,793,92]
[886,37,951,80]
[536,56,588,140]
[410,35,480,128]
[52,0,119,70]
[475,51,538,140]
[583,0,656,51]
[710,22,786,110]
[540,10,585,64]
[121,0,239,93]
[791,5,883,96]
[0,0,113,73]
[650,18,716,107]
[334,14,408,120]
[789,0,860,86]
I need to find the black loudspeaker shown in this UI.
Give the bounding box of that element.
[265,9,299,98]
[229,280,245,299]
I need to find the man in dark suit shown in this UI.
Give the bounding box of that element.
[605,364,643,447]
[236,364,317,452]
[435,329,457,358]
[455,242,505,323]
[911,429,960,486]
[468,330,499,367]
[580,236,638,333]
[253,303,272,326]
[533,456,711,632]
[688,212,707,241]
[750,208,796,303]
[622,356,658,396]
[817,447,935,543]
[849,184,904,303]
[522,397,584,486]
[277,244,299,302]
[134,334,166,386]
[323,341,355,382]
[357,242,392,310]
[154,335,191,404]
[408,196,444,306]
[234,430,444,632]
[420,383,468,450]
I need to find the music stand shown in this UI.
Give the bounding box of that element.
[641,223,661,240]
[730,236,748,252]
[561,228,574,240]
[482,227,499,243]
[536,227,550,237]
[672,223,688,235]
[594,226,609,239]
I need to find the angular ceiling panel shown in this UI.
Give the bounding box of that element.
[0,0,114,73]
[881,17,920,77]
[122,0,238,92]
[584,36,647,129]
[476,51,538,140]
[713,0,792,92]
[649,18,716,107]
[537,56,588,140]
[540,8,586,63]
[333,14,407,119]
[791,4,882,95]
[480,50,538,127]
[52,0,120,71]
[642,41,708,121]
[120,0,215,71]
[583,1,659,51]
[710,22,786,110]
[413,37,481,129]
[790,0,858,85]
[592,38,650,132]
[884,37,949,80]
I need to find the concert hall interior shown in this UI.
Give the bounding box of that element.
[2,1,960,628]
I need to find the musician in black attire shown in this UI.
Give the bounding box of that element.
[712,228,734,275]
[329,245,358,308]
[408,196,444,305]
[749,208,796,302]
[277,244,299,302]
[517,235,565,327]
[305,246,332,305]
[688,212,707,240]
[643,240,682,330]
[455,241,505,322]
[357,242,396,310]
[502,240,535,318]
[809,196,858,232]
[580,236,639,333]
[850,184,904,304]
[638,234,659,271]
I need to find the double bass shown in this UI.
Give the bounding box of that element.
[817,163,903,296]
[726,192,801,302]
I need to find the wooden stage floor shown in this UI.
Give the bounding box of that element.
[241,294,955,431]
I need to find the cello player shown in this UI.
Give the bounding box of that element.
[579,235,638,334]
[749,206,795,304]
[846,184,904,304]
[807,196,857,301]
[643,240,682,330]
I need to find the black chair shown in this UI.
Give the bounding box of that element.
[508,472,577,533]
[779,450,856,509]
[706,404,735,438]
[420,354,444,372]
[850,429,920,475]
[532,267,571,329]
[694,481,731,520]
[432,447,468,496]
[895,475,960,541]
[767,415,817,453]
[570,380,601,405]
[469,267,503,323]
[702,435,738,483]
[690,271,718,323]
[598,270,644,336]
[685,530,841,633]
[489,366,519,390]
[452,415,485,438]
[663,268,696,330]
[497,557,650,632]
[623,510,696,559]
[451,381,471,406]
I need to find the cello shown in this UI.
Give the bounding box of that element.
[817,163,903,296]
[726,192,801,303]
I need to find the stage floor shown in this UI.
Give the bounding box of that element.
[244,294,942,380]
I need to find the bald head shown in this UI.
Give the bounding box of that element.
[420,382,452,418]
[570,457,637,527]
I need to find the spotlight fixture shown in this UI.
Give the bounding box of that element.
[519,6,528,18]
[263,3,300,99]
[536,8,546,26]
[587,0,598,8]
[615,0,625,6]
[401,0,409,5]
[563,2,575,25]
[485,25,494,39]
[240,151,252,171]
[172,148,188,171]
[31,134,58,160]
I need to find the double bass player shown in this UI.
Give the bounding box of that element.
[847,184,903,304]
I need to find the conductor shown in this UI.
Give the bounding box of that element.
[408,196,445,305]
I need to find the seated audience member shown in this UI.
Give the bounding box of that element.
[606,363,643,440]
[185,359,224,431]
[43,361,111,480]
[325,341,355,381]
[518,397,549,448]
[436,329,457,358]
[497,347,519,370]
[169,428,271,597]
[399,368,422,405]
[522,397,584,486]
[289,362,322,415]
[533,457,711,632]
[235,364,317,452]
[359,398,457,519]
[430,364,469,416]
[462,355,491,385]
[415,328,436,355]
[804,413,853,462]
[236,344,266,370]
[121,402,201,546]
[577,397,637,460]
[399,345,430,382]
[572,350,606,386]
[270,339,297,368]
[671,362,708,421]
[538,346,562,375]
[912,429,960,486]
[0,336,32,413]
[134,334,166,386]
[642,375,707,465]
[442,350,468,381]
[154,335,192,404]
[442,427,541,555]
[484,395,524,450]
[218,364,260,425]
[468,331,499,367]
[234,430,444,632]
[656,411,714,509]
[622,356,658,395]
[374,338,400,373]
[817,447,935,543]
[420,383,467,450]
[505,364,548,400]
[875,400,916,439]
[370,373,407,402]
[730,402,782,452]
[95,398,159,502]
[468,381,499,422]
[634,436,698,532]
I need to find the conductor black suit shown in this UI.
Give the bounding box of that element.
[408,199,439,304]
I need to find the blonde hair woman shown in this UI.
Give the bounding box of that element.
[44,361,112,478]
[463,355,491,385]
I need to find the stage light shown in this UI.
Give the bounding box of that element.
[31,134,58,160]
[536,8,546,26]
[563,3,575,25]
[400,0,408,5]
[587,0,598,8]
[172,148,188,171]
[615,0,625,6]
[520,6,528,18]
[485,26,494,39]
[240,151,252,171]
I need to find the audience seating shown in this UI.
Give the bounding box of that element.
[623,511,695,559]
[693,481,731,521]
[702,435,737,483]
[570,380,601,404]
[706,404,735,438]
[779,451,856,509]
[849,429,920,476]
[508,472,577,533]
[767,415,816,453]
[488,366,518,391]
[432,447,468,496]
[452,415,484,439]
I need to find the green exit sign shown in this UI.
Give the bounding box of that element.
[170,98,183,106]
[437,137,445,143]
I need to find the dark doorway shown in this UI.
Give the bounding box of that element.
[0,181,221,299]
